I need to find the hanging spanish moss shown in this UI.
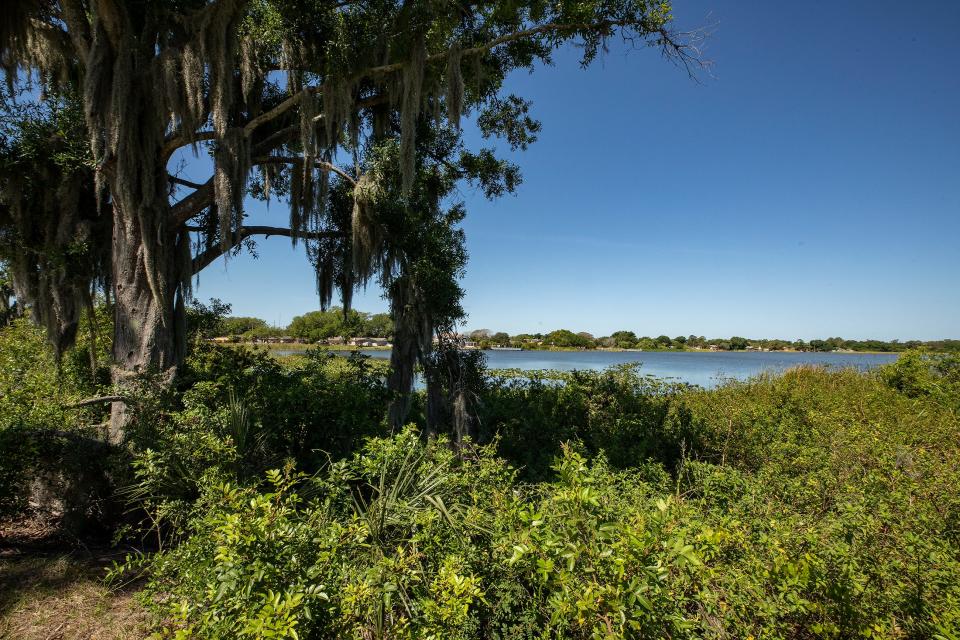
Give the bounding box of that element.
[388,276,433,429]
[180,43,205,144]
[400,38,427,196]
[322,79,356,148]
[198,0,244,137]
[260,164,275,203]
[446,44,464,130]
[371,97,391,141]
[351,172,383,282]
[157,42,205,149]
[315,248,336,312]
[281,39,301,94]
[0,99,109,360]
[239,36,261,109]
[316,163,330,232]
[214,129,250,252]
[0,0,73,96]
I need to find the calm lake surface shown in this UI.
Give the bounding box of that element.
[279,348,899,388]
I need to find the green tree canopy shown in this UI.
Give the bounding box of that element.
[221,316,269,336]
[544,329,593,348]
[1,0,697,435]
[287,308,393,340]
[610,330,638,348]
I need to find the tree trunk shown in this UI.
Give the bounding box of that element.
[387,324,420,431]
[424,379,443,440]
[386,282,434,431]
[108,198,180,443]
[104,80,188,442]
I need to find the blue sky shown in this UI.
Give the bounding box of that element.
[189,0,960,340]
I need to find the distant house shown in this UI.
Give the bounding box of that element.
[324,336,347,345]
[431,332,478,349]
[347,337,391,347]
[708,344,720,351]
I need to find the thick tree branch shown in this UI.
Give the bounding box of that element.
[191,226,345,275]
[168,175,206,190]
[161,131,217,162]
[242,20,687,135]
[171,178,214,226]
[253,156,357,185]
[69,395,126,408]
[59,0,93,60]
[162,92,387,161]
[167,149,354,230]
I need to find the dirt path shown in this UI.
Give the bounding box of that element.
[0,518,148,640]
[0,551,148,640]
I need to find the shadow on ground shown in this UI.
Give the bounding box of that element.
[0,517,147,640]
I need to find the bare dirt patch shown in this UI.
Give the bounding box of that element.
[0,517,148,640]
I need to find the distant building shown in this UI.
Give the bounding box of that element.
[254,336,296,344]
[347,337,391,347]
[432,332,478,349]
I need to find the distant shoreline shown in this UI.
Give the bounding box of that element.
[230,342,900,356]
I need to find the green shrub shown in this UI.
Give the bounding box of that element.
[178,344,390,467]
[481,364,695,481]
[117,345,392,542]
[0,318,107,520]
[5,316,960,639]
[878,349,960,409]
[129,429,509,639]
[123,364,960,639]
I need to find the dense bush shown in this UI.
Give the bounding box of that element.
[117,361,960,639]
[481,365,695,480]
[117,344,393,541]
[4,314,960,639]
[176,344,391,468]
[0,318,111,523]
[877,349,960,410]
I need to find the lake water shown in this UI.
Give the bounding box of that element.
[279,348,899,388]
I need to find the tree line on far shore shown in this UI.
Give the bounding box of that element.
[195,303,394,342]
[206,304,957,353]
[465,329,959,352]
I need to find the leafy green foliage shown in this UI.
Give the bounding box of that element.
[220,316,270,337]
[185,298,234,342]
[542,329,594,349]
[287,308,393,341]
[118,343,392,542]
[482,364,694,481]
[0,319,73,514]
[128,429,505,639]
[4,308,960,638]
[0,95,108,357]
[877,349,960,409]
[120,357,960,638]
[0,317,115,526]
